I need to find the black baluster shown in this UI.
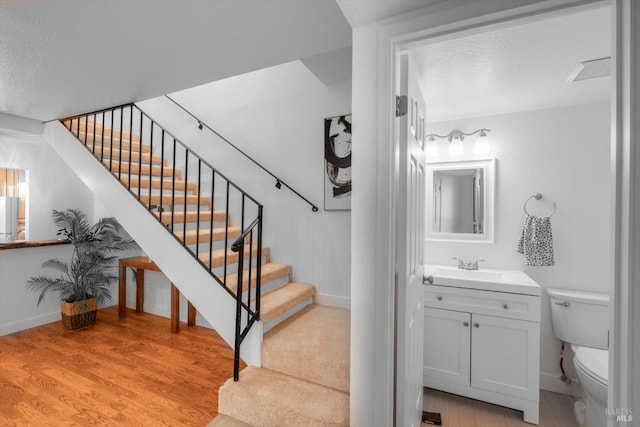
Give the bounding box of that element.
[256,206,263,319]
[109,110,114,172]
[159,130,165,223]
[148,121,154,211]
[129,105,133,189]
[183,150,189,245]
[171,139,176,232]
[209,169,215,271]
[101,111,105,163]
[196,159,202,258]
[138,108,143,198]
[223,181,230,287]
[118,107,123,180]
[91,113,96,154]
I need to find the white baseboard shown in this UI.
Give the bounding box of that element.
[314,293,350,310]
[540,372,583,397]
[0,311,60,337]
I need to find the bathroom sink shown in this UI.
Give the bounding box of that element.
[433,267,504,282]
[425,264,540,296]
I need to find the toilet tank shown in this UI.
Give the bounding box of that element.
[547,288,609,350]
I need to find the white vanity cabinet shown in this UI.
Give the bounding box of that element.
[423,272,541,425]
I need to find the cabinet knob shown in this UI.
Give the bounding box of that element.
[463,321,469,327]
[437,296,443,301]
[473,323,479,328]
[503,304,509,309]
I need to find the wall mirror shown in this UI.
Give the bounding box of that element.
[426,159,495,243]
[0,168,27,242]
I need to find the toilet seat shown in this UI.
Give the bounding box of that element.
[573,345,608,386]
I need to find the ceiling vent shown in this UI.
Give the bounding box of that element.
[568,57,612,82]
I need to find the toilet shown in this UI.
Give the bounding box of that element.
[547,288,609,427]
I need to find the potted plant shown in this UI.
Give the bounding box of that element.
[26,209,137,330]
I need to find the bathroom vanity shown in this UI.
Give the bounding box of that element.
[423,264,541,424]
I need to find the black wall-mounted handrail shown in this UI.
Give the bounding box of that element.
[164,95,319,212]
[60,104,261,382]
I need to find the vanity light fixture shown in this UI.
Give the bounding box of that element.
[425,135,440,157]
[474,130,491,154]
[449,133,464,156]
[424,129,492,156]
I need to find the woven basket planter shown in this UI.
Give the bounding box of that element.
[61,297,97,331]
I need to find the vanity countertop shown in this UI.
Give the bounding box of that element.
[0,239,71,251]
[424,264,541,296]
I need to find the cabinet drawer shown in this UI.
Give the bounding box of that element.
[424,285,540,321]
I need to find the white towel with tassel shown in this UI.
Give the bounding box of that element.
[516,214,554,266]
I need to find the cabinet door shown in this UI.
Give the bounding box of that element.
[471,314,540,400]
[423,307,471,386]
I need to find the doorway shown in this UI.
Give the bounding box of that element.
[373,1,639,427]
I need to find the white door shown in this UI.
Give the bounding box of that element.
[396,53,427,427]
[423,307,471,386]
[471,314,540,401]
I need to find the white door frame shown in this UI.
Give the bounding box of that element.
[361,0,640,424]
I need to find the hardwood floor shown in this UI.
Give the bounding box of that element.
[0,307,239,426]
[423,388,579,427]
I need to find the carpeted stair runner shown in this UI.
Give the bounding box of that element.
[262,304,349,393]
[214,304,350,426]
[206,414,253,427]
[218,366,349,426]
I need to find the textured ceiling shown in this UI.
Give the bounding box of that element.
[0,0,351,122]
[411,6,611,122]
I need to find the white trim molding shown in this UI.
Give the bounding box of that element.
[540,372,583,398]
[315,293,350,310]
[610,0,640,422]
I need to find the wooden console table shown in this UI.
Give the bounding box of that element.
[118,256,196,333]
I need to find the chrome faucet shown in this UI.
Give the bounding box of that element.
[453,257,485,270]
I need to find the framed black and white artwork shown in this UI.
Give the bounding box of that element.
[324,114,352,210]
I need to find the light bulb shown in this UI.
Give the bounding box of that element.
[449,135,464,156]
[475,131,491,154]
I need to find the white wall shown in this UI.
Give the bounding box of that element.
[0,135,95,240]
[137,60,352,306]
[424,102,611,394]
[0,244,74,335]
[350,22,388,426]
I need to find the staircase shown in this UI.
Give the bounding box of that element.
[48,104,317,363]
[50,103,349,425]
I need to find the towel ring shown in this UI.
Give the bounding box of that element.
[524,193,557,218]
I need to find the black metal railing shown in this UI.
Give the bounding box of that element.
[61,104,262,381]
[164,95,319,212]
[230,213,262,381]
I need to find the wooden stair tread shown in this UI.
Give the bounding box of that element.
[259,282,316,324]
[120,176,195,193]
[66,119,140,142]
[176,226,242,246]
[224,262,291,294]
[75,132,147,151]
[104,160,180,179]
[139,193,210,206]
[198,245,270,269]
[218,366,349,426]
[154,210,227,225]
[85,144,163,164]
